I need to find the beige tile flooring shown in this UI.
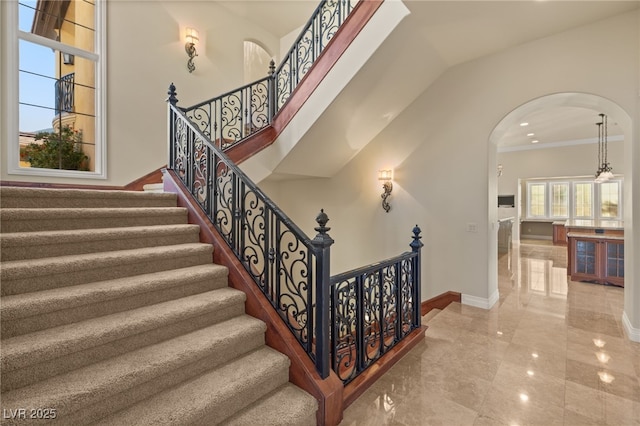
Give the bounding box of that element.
[340,240,640,425]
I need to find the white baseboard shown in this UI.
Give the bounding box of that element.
[462,288,499,310]
[622,311,640,343]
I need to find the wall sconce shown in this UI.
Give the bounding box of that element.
[185,27,199,73]
[497,164,503,177]
[378,169,393,213]
[62,52,74,65]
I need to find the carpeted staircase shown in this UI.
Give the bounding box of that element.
[0,187,317,425]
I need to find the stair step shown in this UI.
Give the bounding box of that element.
[1,288,247,390]
[1,264,229,338]
[0,243,213,296]
[422,308,442,323]
[94,346,291,426]
[0,315,267,425]
[222,383,317,426]
[0,187,177,208]
[143,183,164,193]
[0,224,201,261]
[0,207,188,233]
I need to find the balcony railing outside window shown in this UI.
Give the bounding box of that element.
[55,72,75,116]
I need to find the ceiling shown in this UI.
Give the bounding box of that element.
[221,0,638,149]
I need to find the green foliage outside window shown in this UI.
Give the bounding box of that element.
[24,125,89,171]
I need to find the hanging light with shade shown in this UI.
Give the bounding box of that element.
[595,113,613,183]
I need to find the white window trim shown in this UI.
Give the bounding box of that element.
[524,177,623,221]
[4,0,107,179]
[526,182,547,219]
[572,181,596,219]
[549,181,570,220]
[597,179,623,220]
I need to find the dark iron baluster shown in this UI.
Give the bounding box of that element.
[311,209,333,379]
[411,225,423,328]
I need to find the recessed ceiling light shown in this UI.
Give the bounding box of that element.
[527,133,535,137]
[520,122,529,127]
[531,140,539,144]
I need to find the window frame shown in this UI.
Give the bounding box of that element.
[573,181,594,219]
[524,177,623,221]
[550,181,570,219]
[526,182,547,218]
[4,0,107,179]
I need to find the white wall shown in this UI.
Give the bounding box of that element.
[1,0,281,186]
[260,11,639,315]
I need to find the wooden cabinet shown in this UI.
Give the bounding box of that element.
[552,222,567,246]
[568,235,624,287]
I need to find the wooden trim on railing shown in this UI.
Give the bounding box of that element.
[162,169,344,426]
[225,0,384,165]
[342,326,426,408]
[0,167,165,192]
[421,291,461,316]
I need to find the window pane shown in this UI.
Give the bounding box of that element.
[600,182,619,218]
[551,183,569,217]
[19,42,95,171]
[529,183,546,216]
[19,39,56,132]
[23,0,95,53]
[574,183,593,217]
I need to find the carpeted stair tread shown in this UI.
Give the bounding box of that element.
[0,207,188,233]
[222,383,317,426]
[0,224,201,261]
[0,187,177,208]
[0,315,267,420]
[95,347,291,426]
[1,264,228,322]
[1,288,246,372]
[1,243,213,295]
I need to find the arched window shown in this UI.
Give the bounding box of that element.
[243,40,272,85]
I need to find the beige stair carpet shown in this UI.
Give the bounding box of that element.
[0,187,317,425]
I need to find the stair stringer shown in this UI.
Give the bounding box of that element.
[238,0,411,184]
[163,169,345,426]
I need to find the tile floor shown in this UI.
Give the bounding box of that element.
[340,240,640,425]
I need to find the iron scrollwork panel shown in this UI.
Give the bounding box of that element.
[247,81,270,133]
[277,228,314,353]
[380,265,399,351]
[331,278,357,383]
[240,187,268,292]
[400,258,415,336]
[186,103,213,140]
[213,159,235,247]
[192,136,209,211]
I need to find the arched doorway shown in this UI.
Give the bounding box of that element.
[488,92,634,339]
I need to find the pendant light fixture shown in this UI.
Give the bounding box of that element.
[595,113,613,183]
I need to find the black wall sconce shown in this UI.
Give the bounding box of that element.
[185,27,199,73]
[378,169,393,213]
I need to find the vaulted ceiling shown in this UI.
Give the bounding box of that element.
[222,0,638,153]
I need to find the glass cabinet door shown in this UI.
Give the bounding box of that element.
[574,240,597,276]
[605,241,624,280]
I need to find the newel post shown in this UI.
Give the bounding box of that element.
[410,225,423,327]
[166,83,178,169]
[267,60,277,122]
[311,209,334,379]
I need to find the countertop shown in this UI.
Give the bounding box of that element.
[564,219,624,230]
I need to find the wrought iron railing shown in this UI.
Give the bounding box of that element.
[55,72,74,115]
[273,0,357,113]
[180,0,357,151]
[168,85,333,378]
[329,227,423,384]
[166,0,423,384]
